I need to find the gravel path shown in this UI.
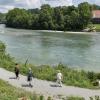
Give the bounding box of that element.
[0,68,100,100]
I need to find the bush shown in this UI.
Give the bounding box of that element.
[67,96,85,100]
[87,72,96,81]
[92,81,99,86]
[90,96,100,100]
[47,96,52,100]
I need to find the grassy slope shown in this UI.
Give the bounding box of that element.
[93,24,100,31]
[0,79,41,100]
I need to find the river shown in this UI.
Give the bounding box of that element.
[0,24,100,72]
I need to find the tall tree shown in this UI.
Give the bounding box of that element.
[92,4,100,10]
[78,2,92,29]
[0,13,6,23]
[38,4,54,30]
[6,8,32,29]
[53,7,64,30]
[6,2,93,31]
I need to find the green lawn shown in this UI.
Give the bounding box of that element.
[93,24,100,32]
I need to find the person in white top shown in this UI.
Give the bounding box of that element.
[56,70,63,87]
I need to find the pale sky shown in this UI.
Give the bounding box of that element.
[0,0,99,13]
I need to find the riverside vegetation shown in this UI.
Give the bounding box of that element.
[5,2,92,31]
[4,2,100,32]
[0,2,100,31]
[0,42,100,89]
[0,3,100,32]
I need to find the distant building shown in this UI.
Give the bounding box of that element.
[92,10,100,24]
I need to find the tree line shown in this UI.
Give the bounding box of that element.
[92,4,100,10]
[6,2,93,31]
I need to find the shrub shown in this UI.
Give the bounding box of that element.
[87,72,96,81]
[90,96,100,100]
[67,96,85,100]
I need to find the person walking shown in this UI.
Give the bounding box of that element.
[15,63,20,79]
[56,70,63,87]
[27,68,33,87]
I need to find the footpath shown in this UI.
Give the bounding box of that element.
[0,68,100,100]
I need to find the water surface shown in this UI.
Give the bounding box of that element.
[0,24,100,72]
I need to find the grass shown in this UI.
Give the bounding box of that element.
[19,64,93,88]
[0,79,46,100]
[66,96,85,100]
[93,24,100,32]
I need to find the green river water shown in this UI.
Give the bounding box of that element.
[0,24,100,72]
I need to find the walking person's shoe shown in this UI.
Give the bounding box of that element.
[29,83,32,88]
[59,84,62,87]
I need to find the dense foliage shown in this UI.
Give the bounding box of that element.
[92,4,100,10]
[67,96,85,100]
[6,2,92,31]
[0,41,15,71]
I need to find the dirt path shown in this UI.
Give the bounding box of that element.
[0,68,100,100]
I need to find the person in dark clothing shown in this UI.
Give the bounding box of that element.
[15,63,20,79]
[27,68,33,87]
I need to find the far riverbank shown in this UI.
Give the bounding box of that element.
[5,27,98,35]
[0,24,99,35]
[35,30,98,35]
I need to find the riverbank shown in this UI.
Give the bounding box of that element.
[93,24,100,32]
[36,30,97,35]
[0,41,100,89]
[2,25,98,35]
[8,28,98,35]
[0,68,100,100]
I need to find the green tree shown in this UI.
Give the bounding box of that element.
[6,3,93,31]
[64,6,79,30]
[53,7,64,30]
[6,8,32,29]
[92,4,100,10]
[38,4,54,30]
[78,2,92,29]
[28,8,40,14]
[0,13,6,23]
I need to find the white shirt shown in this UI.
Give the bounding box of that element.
[57,72,62,80]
